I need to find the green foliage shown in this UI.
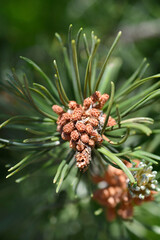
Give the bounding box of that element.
[0,26,160,196]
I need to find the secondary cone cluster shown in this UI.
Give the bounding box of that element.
[52,91,116,170]
[93,160,158,221]
[128,161,159,200]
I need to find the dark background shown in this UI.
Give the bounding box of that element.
[0,1,160,239]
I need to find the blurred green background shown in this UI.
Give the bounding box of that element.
[0,0,160,239]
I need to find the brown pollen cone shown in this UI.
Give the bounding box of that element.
[68,101,78,110]
[76,121,86,132]
[70,130,79,141]
[63,122,75,133]
[52,105,64,115]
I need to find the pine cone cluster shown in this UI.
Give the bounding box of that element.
[52,91,116,170]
